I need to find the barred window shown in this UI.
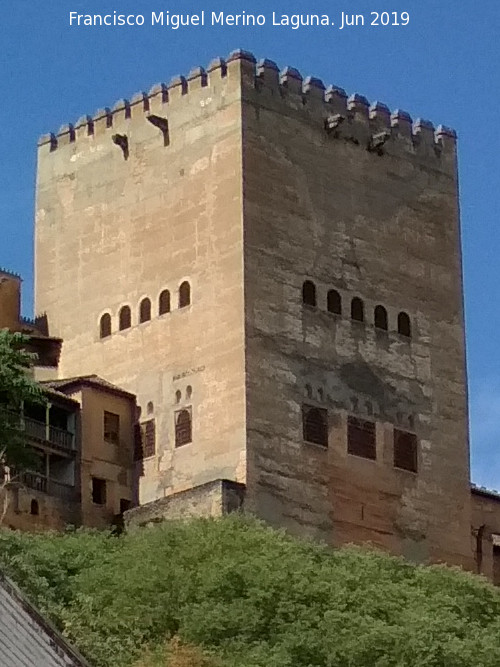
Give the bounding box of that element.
[119,305,131,330]
[398,312,411,337]
[134,419,156,459]
[175,408,192,447]
[139,298,151,323]
[159,289,171,315]
[347,416,376,460]
[327,289,342,315]
[374,305,388,330]
[302,280,316,307]
[104,411,120,444]
[100,313,112,338]
[302,405,328,447]
[351,297,364,323]
[394,429,418,472]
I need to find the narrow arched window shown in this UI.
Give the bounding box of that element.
[302,405,328,447]
[119,305,131,331]
[302,280,316,307]
[351,297,364,323]
[374,305,388,330]
[398,311,411,337]
[139,298,151,323]
[179,281,191,308]
[327,289,341,315]
[175,408,192,447]
[159,289,171,315]
[30,499,39,516]
[99,313,112,338]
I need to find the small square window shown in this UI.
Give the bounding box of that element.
[92,477,107,505]
[393,429,418,472]
[347,416,376,460]
[104,411,120,444]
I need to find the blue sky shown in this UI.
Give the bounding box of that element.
[1,0,499,487]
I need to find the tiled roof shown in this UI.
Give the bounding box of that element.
[41,375,135,400]
[0,569,92,666]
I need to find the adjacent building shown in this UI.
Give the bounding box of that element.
[0,270,136,531]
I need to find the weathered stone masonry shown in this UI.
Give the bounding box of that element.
[34,48,500,576]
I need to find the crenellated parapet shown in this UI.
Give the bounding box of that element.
[38,49,456,164]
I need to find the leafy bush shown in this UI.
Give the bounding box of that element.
[1,516,500,667]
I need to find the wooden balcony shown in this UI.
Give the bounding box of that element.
[22,416,76,454]
[20,472,76,502]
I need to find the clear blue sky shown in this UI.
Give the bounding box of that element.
[1,0,499,487]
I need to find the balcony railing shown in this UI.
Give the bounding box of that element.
[22,416,76,453]
[20,472,76,502]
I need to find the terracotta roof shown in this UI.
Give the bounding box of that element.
[41,385,80,407]
[41,375,135,401]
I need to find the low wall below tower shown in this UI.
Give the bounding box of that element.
[124,479,246,529]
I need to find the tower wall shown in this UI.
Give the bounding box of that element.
[35,58,247,504]
[241,56,473,567]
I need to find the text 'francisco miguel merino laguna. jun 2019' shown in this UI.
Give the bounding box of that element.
[69,11,411,30]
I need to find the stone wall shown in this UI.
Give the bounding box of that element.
[240,55,472,568]
[35,57,248,507]
[34,49,474,571]
[124,479,245,528]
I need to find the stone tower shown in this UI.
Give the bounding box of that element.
[35,50,473,568]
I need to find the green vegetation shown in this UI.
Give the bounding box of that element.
[0,329,46,470]
[1,516,500,667]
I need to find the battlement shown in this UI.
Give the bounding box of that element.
[38,49,456,163]
[0,267,21,281]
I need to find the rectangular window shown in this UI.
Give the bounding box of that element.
[103,411,120,444]
[91,477,107,505]
[302,405,328,447]
[393,429,418,472]
[347,416,376,460]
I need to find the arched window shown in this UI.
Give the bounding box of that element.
[179,281,191,308]
[398,311,411,337]
[302,280,316,307]
[327,289,341,315]
[175,390,182,404]
[175,409,192,447]
[147,401,154,415]
[159,289,171,315]
[186,385,192,399]
[30,499,39,516]
[99,313,112,338]
[351,297,364,323]
[374,305,388,330]
[302,405,328,447]
[139,298,151,323]
[119,305,131,331]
